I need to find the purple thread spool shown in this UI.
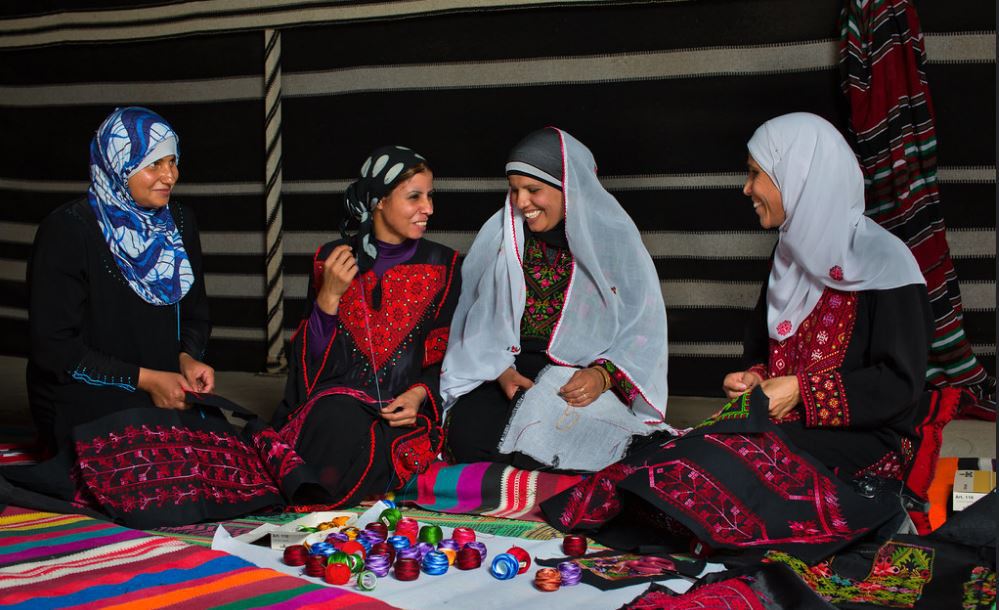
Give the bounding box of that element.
[558,561,582,586]
[464,541,488,562]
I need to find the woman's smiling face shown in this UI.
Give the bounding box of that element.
[508,174,565,232]
[743,155,785,229]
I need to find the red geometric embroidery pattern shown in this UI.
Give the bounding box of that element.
[423,326,449,368]
[338,264,445,371]
[559,462,641,530]
[829,265,844,281]
[853,450,906,480]
[75,425,280,513]
[392,429,438,486]
[648,458,766,545]
[799,370,850,428]
[776,320,793,336]
[622,579,765,610]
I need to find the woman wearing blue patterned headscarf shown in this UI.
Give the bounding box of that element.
[24,106,215,453]
[5,108,329,529]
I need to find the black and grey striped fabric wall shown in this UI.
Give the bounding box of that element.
[0,0,993,397]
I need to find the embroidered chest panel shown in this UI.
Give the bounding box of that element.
[520,238,574,339]
[769,289,858,377]
[337,264,445,371]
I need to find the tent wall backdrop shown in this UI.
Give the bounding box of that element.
[0,0,993,396]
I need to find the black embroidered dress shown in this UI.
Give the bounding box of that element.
[541,283,934,563]
[271,238,461,508]
[5,199,297,529]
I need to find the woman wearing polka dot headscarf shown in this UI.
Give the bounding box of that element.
[270,145,462,508]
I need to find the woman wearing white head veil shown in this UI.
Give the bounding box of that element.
[441,127,671,473]
[541,113,935,562]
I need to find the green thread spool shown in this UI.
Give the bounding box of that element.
[379,507,402,530]
[418,525,443,545]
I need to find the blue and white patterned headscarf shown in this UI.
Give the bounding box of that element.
[87,107,193,306]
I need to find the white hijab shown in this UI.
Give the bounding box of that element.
[747,113,925,340]
[441,129,668,423]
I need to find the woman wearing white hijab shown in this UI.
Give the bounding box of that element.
[441,127,670,473]
[542,113,933,562]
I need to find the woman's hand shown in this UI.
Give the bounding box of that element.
[559,366,606,408]
[497,367,534,400]
[760,375,800,419]
[380,386,427,427]
[138,368,191,409]
[722,370,763,398]
[179,352,215,392]
[316,245,358,314]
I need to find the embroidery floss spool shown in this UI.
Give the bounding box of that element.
[562,535,587,557]
[324,562,352,586]
[558,561,582,586]
[304,554,326,578]
[464,541,487,562]
[421,550,450,575]
[490,553,520,580]
[357,570,378,591]
[452,527,476,547]
[379,508,402,530]
[455,546,482,570]
[340,540,367,560]
[387,535,411,551]
[365,521,389,539]
[283,545,307,566]
[534,568,561,592]
[418,525,443,545]
[505,546,531,574]
[370,542,396,564]
[395,517,419,544]
[365,553,391,577]
[394,557,421,581]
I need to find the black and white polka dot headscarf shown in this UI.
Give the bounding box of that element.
[342,145,427,260]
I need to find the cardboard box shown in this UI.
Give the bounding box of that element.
[953,470,996,512]
[268,511,357,550]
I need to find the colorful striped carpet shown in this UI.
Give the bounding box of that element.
[0,507,395,609]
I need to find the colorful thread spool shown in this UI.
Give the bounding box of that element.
[464,541,487,562]
[437,538,460,553]
[341,526,361,541]
[440,548,457,565]
[365,521,389,539]
[283,545,307,566]
[359,529,385,547]
[365,553,392,577]
[370,542,396,564]
[421,550,450,575]
[394,557,421,581]
[387,535,411,551]
[395,517,419,544]
[357,570,378,591]
[379,508,402,530]
[452,527,476,547]
[455,546,482,570]
[341,540,367,560]
[324,562,352,585]
[505,546,531,574]
[308,542,335,557]
[534,568,561,592]
[304,554,326,578]
[558,561,582,586]
[490,553,520,580]
[325,531,349,547]
[562,535,587,557]
[397,546,421,561]
[418,525,443,545]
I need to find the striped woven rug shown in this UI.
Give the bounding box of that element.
[0,507,395,609]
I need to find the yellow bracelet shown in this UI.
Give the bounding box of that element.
[592,365,612,393]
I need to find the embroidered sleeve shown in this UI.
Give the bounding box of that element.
[423,327,449,368]
[798,370,850,428]
[593,359,638,406]
[71,350,139,391]
[747,363,769,381]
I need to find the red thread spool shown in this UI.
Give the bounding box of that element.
[366,522,389,539]
[534,567,561,592]
[395,517,419,544]
[562,535,587,557]
[283,544,308,566]
[452,527,476,547]
[394,557,421,581]
[505,546,531,574]
[455,546,482,570]
[340,540,366,560]
[304,554,327,577]
[370,542,396,564]
[324,562,352,585]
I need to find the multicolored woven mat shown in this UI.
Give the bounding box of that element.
[0,507,395,609]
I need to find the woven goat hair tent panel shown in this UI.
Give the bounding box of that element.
[0,0,993,396]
